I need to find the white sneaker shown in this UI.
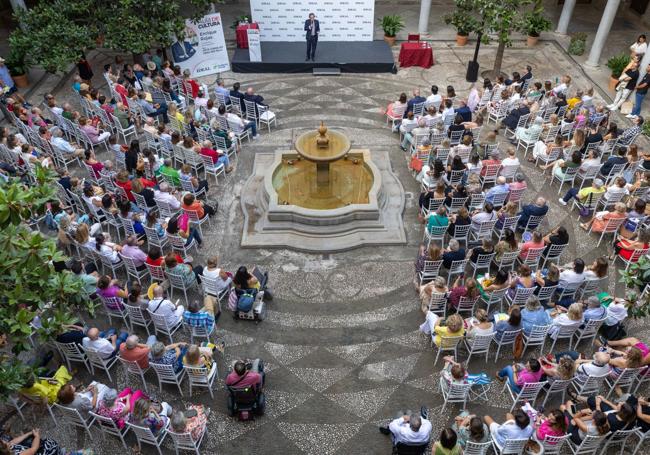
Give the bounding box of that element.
[558,198,567,206]
[626,114,637,119]
[253,135,260,140]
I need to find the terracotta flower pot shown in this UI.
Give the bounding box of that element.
[384,35,397,46]
[609,76,619,91]
[526,35,539,47]
[12,74,28,88]
[456,34,468,46]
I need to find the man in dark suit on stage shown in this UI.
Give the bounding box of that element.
[304,13,320,62]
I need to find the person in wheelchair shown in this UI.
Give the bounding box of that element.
[233,266,273,300]
[379,407,431,449]
[225,359,266,418]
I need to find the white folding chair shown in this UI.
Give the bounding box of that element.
[257,104,276,133]
[423,224,448,248]
[521,324,551,356]
[468,253,495,278]
[200,154,225,184]
[614,247,649,271]
[168,420,209,455]
[432,335,463,365]
[567,433,606,455]
[465,440,492,455]
[492,329,522,362]
[99,296,130,329]
[456,295,480,317]
[598,429,637,455]
[480,287,508,314]
[631,428,650,455]
[540,378,572,408]
[53,403,96,440]
[54,341,91,373]
[502,380,547,412]
[604,367,644,398]
[83,346,119,382]
[571,372,608,398]
[150,361,187,396]
[120,253,150,285]
[540,243,568,269]
[470,220,497,242]
[491,436,529,455]
[183,207,212,238]
[447,259,468,286]
[127,420,169,455]
[439,377,472,413]
[124,303,154,336]
[548,323,580,353]
[418,260,443,286]
[148,307,184,343]
[168,233,199,258]
[117,356,150,392]
[536,434,569,455]
[185,363,218,398]
[463,333,494,363]
[571,317,605,349]
[492,250,520,272]
[517,246,545,270]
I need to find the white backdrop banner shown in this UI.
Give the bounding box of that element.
[249,0,375,42]
[171,12,230,77]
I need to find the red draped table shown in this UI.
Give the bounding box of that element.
[398,42,435,68]
[236,23,259,49]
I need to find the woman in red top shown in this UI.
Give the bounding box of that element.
[613,228,650,261]
[146,247,184,267]
[115,170,155,202]
[580,202,627,233]
[519,231,545,260]
[84,149,104,178]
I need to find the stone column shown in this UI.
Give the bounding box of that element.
[638,47,650,80]
[418,0,432,35]
[585,0,621,67]
[555,0,576,34]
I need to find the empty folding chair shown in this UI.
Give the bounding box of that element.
[502,380,547,412]
[521,324,551,356]
[150,362,187,397]
[90,411,130,449]
[185,363,218,398]
[83,346,119,382]
[439,377,472,413]
[117,356,150,393]
[53,403,96,440]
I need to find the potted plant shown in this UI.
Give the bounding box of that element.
[443,10,476,46]
[6,34,30,88]
[518,8,552,46]
[567,32,587,56]
[606,53,631,91]
[380,15,404,46]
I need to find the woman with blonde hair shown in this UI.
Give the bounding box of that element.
[465,308,494,340]
[419,276,448,313]
[414,244,442,286]
[419,312,465,346]
[548,302,584,339]
[495,201,518,230]
[183,344,214,369]
[539,354,576,383]
[580,202,627,232]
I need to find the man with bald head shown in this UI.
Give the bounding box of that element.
[485,176,510,205]
[517,196,548,231]
[147,285,184,328]
[82,326,129,359]
[119,333,157,369]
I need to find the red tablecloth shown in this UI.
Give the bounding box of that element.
[236,23,259,49]
[398,42,434,68]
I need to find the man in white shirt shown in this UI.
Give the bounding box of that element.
[82,327,128,359]
[51,128,84,157]
[425,85,442,110]
[484,410,534,449]
[218,104,258,139]
[380,410,432,445]
[154,182,181,210]
[399,111,418,136]
[423,106,442,127]
[552,75,571,96]
[148,285,184,327]
[558,258,586,287]
[572,351,610,386]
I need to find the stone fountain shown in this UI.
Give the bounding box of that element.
[240,123,406,252]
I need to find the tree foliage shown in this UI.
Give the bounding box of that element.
[12,0,217,73]
[0,166,96,401]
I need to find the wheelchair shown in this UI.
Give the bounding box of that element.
[392,441,429,455]
[227,385,265,421]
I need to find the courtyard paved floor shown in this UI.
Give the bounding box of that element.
[4,15,650,455]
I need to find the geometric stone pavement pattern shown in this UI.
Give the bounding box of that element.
[4,42,650,454]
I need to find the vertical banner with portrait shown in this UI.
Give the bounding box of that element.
[171,12,230,77]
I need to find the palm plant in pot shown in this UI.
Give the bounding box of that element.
[518,7,552,46]
[443,9,477,46]
[606,53,631,91]
[619,255,650,319]
[381,15,404,46]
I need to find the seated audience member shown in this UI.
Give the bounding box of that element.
[83,327,128,359]
[579,202,627,232]
[562,400,610,445]
[484,410,534,449]
[96,387,146,428]
[447,209,471,241]
[539,354,576,383]
[183,343,216,369]
[467,238,494,265]
[519,230,544,261]
[521,296,551,335]
[558,258,586,288]
[470,202,497,234]
[119,334,157,370]
[612,228,650,262]
[603,336,650,365]
[452,413,490,447]
[493,304,522,340]
[558,178,605,206]
[432,428,462,455]
[485,176,510,205]
[419,313,465,346]
[225,359,265,389]
[20,365,72,404]
[379,410,432,445]
[582,296,607,322]
[418,276,449,314]
[148,285,185,327]
[182,192,216,219]
[442,239,466,269]
[548,302,584,336]
[448,276,479,310]
[170,405,209,441]
[130,398,174,435]
[426,205,449,234]
[535,409,568,442]
[497,357,543,393]
[57,380,109,415]
[149,341,187,372]
[584,395,637,433]
[183,297,219,332]
[464,308,495,341]
[516,197,548,230]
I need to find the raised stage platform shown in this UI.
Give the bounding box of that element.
[231,41,396,73]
